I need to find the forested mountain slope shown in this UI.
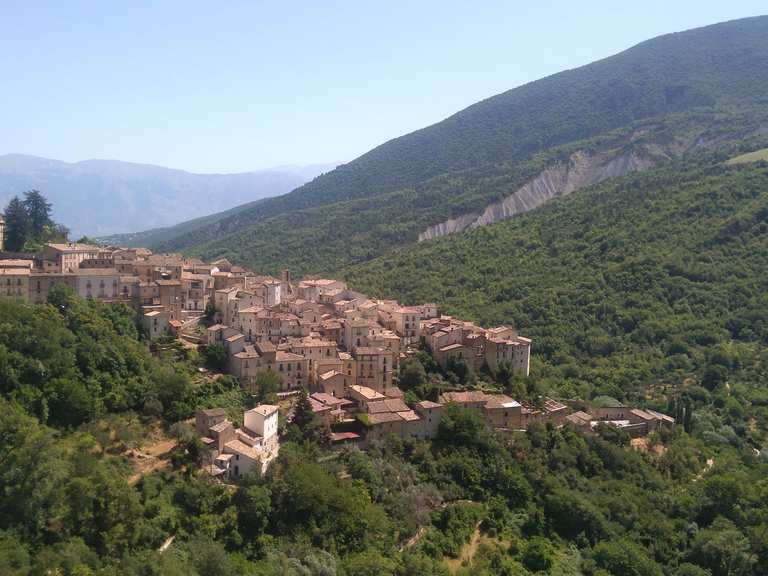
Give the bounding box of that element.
[344,151,768,403]
[152,16,768,271]
[179,110,768,275]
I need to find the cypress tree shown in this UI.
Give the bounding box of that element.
[22,190,53,238]
[3,196,30,251]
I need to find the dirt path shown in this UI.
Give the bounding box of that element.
[158,534,176,553]
[144,438,176,456]
[444,522,482,573]
[460,524,483,563]
[398,499,476,553]
[399,526,428,552]
[127,437,177,484]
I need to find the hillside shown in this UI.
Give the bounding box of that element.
[344,151,768,402]
[3,156,768,574]
[151,16,768,272]
[177,109,768,275]
[0,155,336,238]
[3,280,768,575]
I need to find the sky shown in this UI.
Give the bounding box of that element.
[0,1,766,173]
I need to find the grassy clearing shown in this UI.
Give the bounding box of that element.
[444,527,508,573]
[727,147,768,164]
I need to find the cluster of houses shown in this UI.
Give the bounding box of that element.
[195,267,562,451]
[0,242,219,329]
[195,404,279,479]
[0,240,674,477]
[202,276,535,398]
[566,404,676,437]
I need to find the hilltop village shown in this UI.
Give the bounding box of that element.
[0,240,674,479]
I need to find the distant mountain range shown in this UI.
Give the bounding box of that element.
[0,155,339,238]
[133,16,768,277]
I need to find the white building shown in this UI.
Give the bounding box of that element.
[201,404,280,479]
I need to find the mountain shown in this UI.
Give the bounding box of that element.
[344,148,768,397]
[0,155,338,238]
[146,16,768,274]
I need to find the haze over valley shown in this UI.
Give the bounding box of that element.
[0,154,338,238]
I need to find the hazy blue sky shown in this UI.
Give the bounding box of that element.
[1,1,765,173]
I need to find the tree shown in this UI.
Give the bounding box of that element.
[287,388,329,446]
[254,370,281,403]
[593,539,663,576]
[169,421,195,443]
[340,549,397,576]
[186,537,235,576]
[204,300,217,322]
[0,402,70,543]
[446,356,472,385]
[291,388,315,432]
[22,190,53,238]
[269,455,391,554]
[200,343,228,371]
[399,357,428,391]
[234,483,272,541]
[0,531,30,575]
[437,404,493,453]
[702,364,728,391]
[688,517,754,576]
[3,196,29,251]
[522,537,554,573]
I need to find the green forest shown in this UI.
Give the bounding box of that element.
[0,296,766,576]
[2,150,768,574]
[154,109,764,277]
[2,287,768,575]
